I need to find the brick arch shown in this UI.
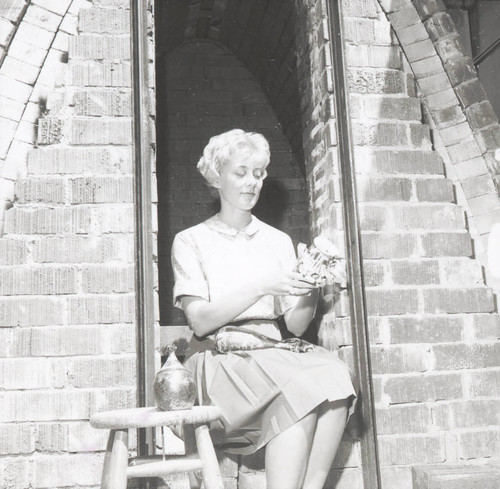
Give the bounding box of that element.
[156,40,310,325]
[155,0,304,168]
[378,0,500,285]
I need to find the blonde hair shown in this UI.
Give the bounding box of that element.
[197,129,270,186]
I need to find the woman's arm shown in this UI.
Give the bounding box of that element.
[181,271,316,337]
[283,288,320,337]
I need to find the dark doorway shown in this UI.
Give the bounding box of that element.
[154,0,310,326]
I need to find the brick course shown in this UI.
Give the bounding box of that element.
[0,2,141,487]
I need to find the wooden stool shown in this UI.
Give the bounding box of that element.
[90,406,223,489]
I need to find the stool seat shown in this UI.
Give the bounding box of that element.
[90,405,223,489]
[91,405,222,429]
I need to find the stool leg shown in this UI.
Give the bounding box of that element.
[184,425,202,489]
[194,424,223,489]
[101,429,129,489]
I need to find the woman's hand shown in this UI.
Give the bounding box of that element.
[256,270,317,297]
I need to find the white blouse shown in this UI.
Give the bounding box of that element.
[171,214,299,324]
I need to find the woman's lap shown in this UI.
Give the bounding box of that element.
[185,346,357,455]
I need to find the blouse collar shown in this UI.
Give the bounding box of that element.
[205,214,261,237]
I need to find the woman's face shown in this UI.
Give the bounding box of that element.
[215,152,267,212]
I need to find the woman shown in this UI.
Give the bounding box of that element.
[171,129,356,489]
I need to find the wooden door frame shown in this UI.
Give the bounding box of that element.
[130,0,382,482]
[130,0,156,459]
[327,1,382,487]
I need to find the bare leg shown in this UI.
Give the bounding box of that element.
[302,399,349,489]
[265,411,318,489]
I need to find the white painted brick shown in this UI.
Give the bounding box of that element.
[0,238,28,265]
[0,17,15,46]
[68,0,93,15]
[69,34,131,61]
[0,156,22,180]
[31,325,108,356]
[89,387,136,414]
[67,294,135,324]
[5,140,31,169]
[69,176,134,203]
[0,74,31,103]
[468,192,500,216]
[22,101,42,124]
[0,390,91,422]
[29,82,51,104]
[0,327,31,356]
[14,20,54,49]
[67,355,136,388]
[52,29,70,51]
[0,0,27,22]
[0,117,17,159]
[0,296,65,326]
[4,205,92,235]
[0,96,24,122]
[8,37,47,67]
[59,11,78,35]
[14,119,37,144]
[81,264,135,293]
[24,4,62,31]
[67,59,131,87]
[0,423,35,455]
[0,357,60,389]
[36,420,108,452]
[32,453,102,487]
[0,456,31,488]
[27,146,133,174]
[95,204,135,233]
[69,117,133,145]
[32,0,72,16]
[2,56,39,85]
[0,266,77,295]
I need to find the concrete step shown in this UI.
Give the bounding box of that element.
[356,176,454,202]
[78,7,130,34]
[47,87,132,117]
[412,463,500,489]
[355,149,445,175]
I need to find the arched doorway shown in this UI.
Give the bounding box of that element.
[154,0,310,328]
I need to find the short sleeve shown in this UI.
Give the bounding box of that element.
[171,233,210,309]
[274,236,300,316]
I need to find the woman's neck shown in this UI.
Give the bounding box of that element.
[218,208,252,230]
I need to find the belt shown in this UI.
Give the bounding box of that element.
[184,319,280,360]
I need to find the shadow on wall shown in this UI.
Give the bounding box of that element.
[156,40,309,326]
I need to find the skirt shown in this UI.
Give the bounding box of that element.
[184,323,357,455]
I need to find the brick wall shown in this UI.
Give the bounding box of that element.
[157,40,309,326]
[298,0,500,487]
[293,0,366,486]
[0,0,152,487]
[378,0,500,295]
